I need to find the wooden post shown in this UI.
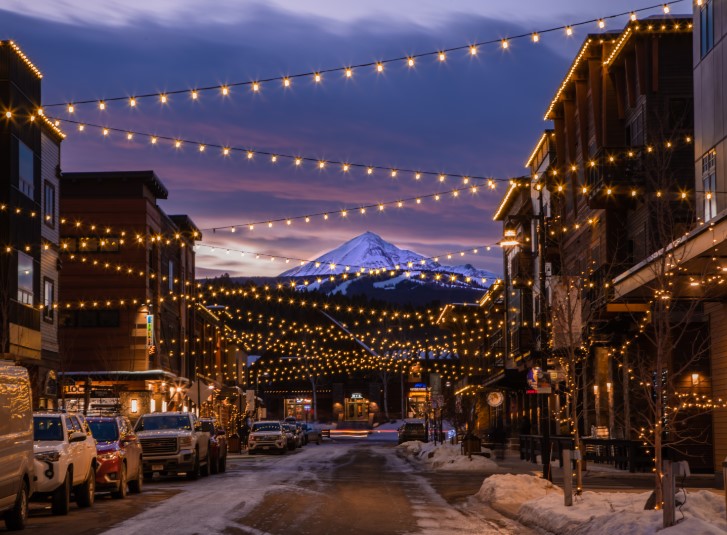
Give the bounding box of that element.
[662,460,675,528]
[563,449,573,506]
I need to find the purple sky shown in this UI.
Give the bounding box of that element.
[0,1,685,277]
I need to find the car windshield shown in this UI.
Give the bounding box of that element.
[33,416,64,441]
[135,415,191,431]
[252,422,280,432]
[199,421,215,433]
[404,424,425,431]
[88,420,119,442]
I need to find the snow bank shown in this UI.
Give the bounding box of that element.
[397,440,498,471]
[476,473,560,509]
[474,474,726,535]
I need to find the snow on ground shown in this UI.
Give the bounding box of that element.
[330,278,355,295]
[473,473,727,535]
[101,443,356,535]
[397,440,498,471]
[373,273,408,289]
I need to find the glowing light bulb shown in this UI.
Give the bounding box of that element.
[415,173,421,180]
[98,101,106,110]
[630,12,637,21]
[598,19,605,29]
[223,147,230,156]
[439,174,446,182]
[531,33,540,43]
[343,164,350,172]
[407,57,415,67]
[391,170,397,177]
[283,78,291,87]
[175,140,182,148]
[199,144,205,152]
[376,63,384,73]
[102,128,109,136]
[663,4,670,13]
[160,94,168,103]
[566,26,573,36]
[78,124,84,131]
[247,151,254,159]
[252,83,259,92]
[501,39,509,49]
[4,111,10,118]
[319,161,326,169]
[222,85,229,95]
[438,52,446,61]
[367,168,373,175]
[67,104,74,113]
[314,73,321,83]
[295,158,302,166]
[129,98,137,107]
[191,90,198,99]
[151,137,157,144]
[127,132,133,140]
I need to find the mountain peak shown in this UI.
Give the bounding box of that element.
[278,232,495,282]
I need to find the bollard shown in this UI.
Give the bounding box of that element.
[563,449,573,506]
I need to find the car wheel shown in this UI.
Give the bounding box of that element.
[51,471,71,516]
[219,453,227,473]
[111,463,127,499]
[186,452,200,480]
[4,480,28,531]
[75,465,96,508]
[210,452,219,475]
[128,462,143,494]
[200,450,210,477]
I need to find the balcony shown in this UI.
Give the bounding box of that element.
[586,147,645,209]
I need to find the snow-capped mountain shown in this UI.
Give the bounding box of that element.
[278,231,497,282]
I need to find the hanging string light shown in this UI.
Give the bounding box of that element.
[48,116,504,186]
[41,2,682,112]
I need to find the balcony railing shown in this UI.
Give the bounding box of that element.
[586,147,645,208]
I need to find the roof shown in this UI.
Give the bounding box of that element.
[0,40,42,79]
[493,177,530,221]
[61,170,169,199]
[603,16,693,67]
[524,130,554,169]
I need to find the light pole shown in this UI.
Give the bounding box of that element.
[536,184,552,481]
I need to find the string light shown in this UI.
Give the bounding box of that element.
[41,3,680,112]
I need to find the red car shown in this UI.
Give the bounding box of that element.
[199,418,227,474]
[86,416,143,498]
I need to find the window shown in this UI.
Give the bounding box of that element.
[17,251,33,305]
[43,182,56,228]
[59,309,120,328]
[701,0,715,58]
[168,260,174,291]
[43,278,54,322]
[703,150,717,221]
[628,110,644,146]
[18,141,34,199]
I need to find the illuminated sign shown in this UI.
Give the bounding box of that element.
[350,393,363,399]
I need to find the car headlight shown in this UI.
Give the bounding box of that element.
[99,452,118,461]
[179,436,193,449]
[36,451,60,463]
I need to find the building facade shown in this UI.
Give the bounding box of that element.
[0,40,64,408]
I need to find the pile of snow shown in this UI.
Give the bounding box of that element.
[474,474,726,535]
[476,473,559,510]
[397,441,498,472]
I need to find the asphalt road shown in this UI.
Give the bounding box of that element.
[7,439,530,535]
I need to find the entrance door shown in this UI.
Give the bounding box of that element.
[344,398,369,421]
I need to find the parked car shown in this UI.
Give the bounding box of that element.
[294,422,308,445]
[199,418,227,474]
[303,424,322,445]
[397,420,428,444]
[282,423,301,450]
[247,421,287,454]
[134,412,210,480]
[86,416,143,498]
[32,412,97,515]
[0,363,34,530]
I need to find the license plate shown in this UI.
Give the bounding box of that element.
[152,464,164,471]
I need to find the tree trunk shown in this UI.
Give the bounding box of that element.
[310,376,318,422]
[382,373,389,420]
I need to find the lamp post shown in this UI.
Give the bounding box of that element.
[536,183,552,481]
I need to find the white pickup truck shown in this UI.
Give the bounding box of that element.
[134,412,210,480]
[32,412,98,515]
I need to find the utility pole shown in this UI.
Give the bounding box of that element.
[537,184,551,481]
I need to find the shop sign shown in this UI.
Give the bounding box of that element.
[487,391,505,407]
[526,367,552,394]
[350,393,363,399]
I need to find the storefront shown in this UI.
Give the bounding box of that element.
[284,397,312,421]
[407,384,430,418]
[344,393,369,421]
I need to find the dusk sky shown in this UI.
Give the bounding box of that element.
[0,1,685,278]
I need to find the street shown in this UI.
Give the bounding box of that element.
[16,439,530,535]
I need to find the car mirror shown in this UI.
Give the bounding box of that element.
[69,431,87,443]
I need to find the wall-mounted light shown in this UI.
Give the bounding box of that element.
[131,399,138,413]
[593,384,599,394]
[606,382,612,392]
[161,401,168,412]
[150,399,156,412]
[691,373,700,386]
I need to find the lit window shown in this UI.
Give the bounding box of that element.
[43,278,54,322]
[43,181,56,228]
[17,251,33,305]
[702,150,717,221]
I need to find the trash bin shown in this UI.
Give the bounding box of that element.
[461,433,482,455]
[228,434,241,454]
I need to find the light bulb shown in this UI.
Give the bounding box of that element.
[67,104,74,113]
[407,57,415,67]
[470,46,477,55]
[501,39,509,49]
[598,19,605,29]
[531,33,539,43]
[438,52,446,61]
[376,63,383,72]
[565,26,573,36]
[283,78,291,87]
[99,101,106,110]
[191,90,198,99]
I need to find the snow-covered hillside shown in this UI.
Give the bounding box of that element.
[279,231,497,282]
